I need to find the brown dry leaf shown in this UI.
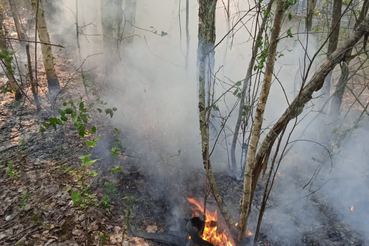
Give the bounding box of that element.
[146,225,157,233]
[130,237,150,246]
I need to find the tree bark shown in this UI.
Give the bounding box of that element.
[100,0,123,74]
[329,0,369,116]
[0,9,21,100]
[185,0,189,70]
[322,0,342,99]
[248,14,369,226]
[31,0,60,91]
[306,0,318,32]
[8,0,26,40]
[238,0,285,241]
[26,43,40,112]
[230,0,274,173]
[123,0,136,45]
[197,0,237,236]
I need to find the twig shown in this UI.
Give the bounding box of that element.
[4,37,64,48]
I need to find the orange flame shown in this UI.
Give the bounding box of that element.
[187,198,252,246]
[351,206,354,211]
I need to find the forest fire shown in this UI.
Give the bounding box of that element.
[187,198,235,246]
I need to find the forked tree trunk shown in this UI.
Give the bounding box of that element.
[246,15,369,241]
[197,0,236,236]
[0,9,21,100]
[322,0,342,100]
[230,0,273,173]
[238,0,285,241]
[100,0,123,74]
[329,0,369,116]
[31,0,60,91]
[306,0,318,32]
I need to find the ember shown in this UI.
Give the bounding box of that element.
[351,206,354,211]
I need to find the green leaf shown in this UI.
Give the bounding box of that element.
[61,116,68,121]
[71,111,77,122]
[65,167,71,172]
[105,108,114,118]
[90,126,96,134]
[78,125,86,137]
[58,109,65,116]
[65,108,73,114]
[80,114,88,124]
[89,170,98,177]
[63,102,67,106]
[81,155,101,167]
[287,29,293,38]
[235,81,242,86]
[110,167,122,172]
[112,107,117,111]
[97,108,102,113]
[40,126,46,133]
[72,191,82,203]
[86,141,96,147]
[288,13,292,21]
[56,119,63,125]
[233,89,239,96]
[79,101,85,112]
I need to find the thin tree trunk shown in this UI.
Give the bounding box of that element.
[100,0,123,75]
[329,0,369,116]
[197,0,236,236]
[31,0,60,92]
[322,0,343,99]
[230,0,274,173]
[248,15,369,232]
[76,0,88,99]
[238,0,285,241]
[306,0,318,32]
[8,0,26,40]
[185,0,189,70]
[26,43,40,112]
[0,9,21,100]
[123,0,136,45]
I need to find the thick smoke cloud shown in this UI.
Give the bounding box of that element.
[47,0,369,244]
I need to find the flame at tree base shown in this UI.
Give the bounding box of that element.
[187,198,252,246]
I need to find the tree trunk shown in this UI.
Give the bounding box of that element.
[100,0,123,74]
[31,0,60,92]
[8,0,26,40]
[230,0,274,173]
[0,9,21,100]
[322,0,342,99]
[306,0,318,32]
[197,0,236,236]
[123,0,136,45]
[185,0,189,70]
[26,43,40,112]
[238,0,285,241]
[248,15,369,232]
[329,0,369,116]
